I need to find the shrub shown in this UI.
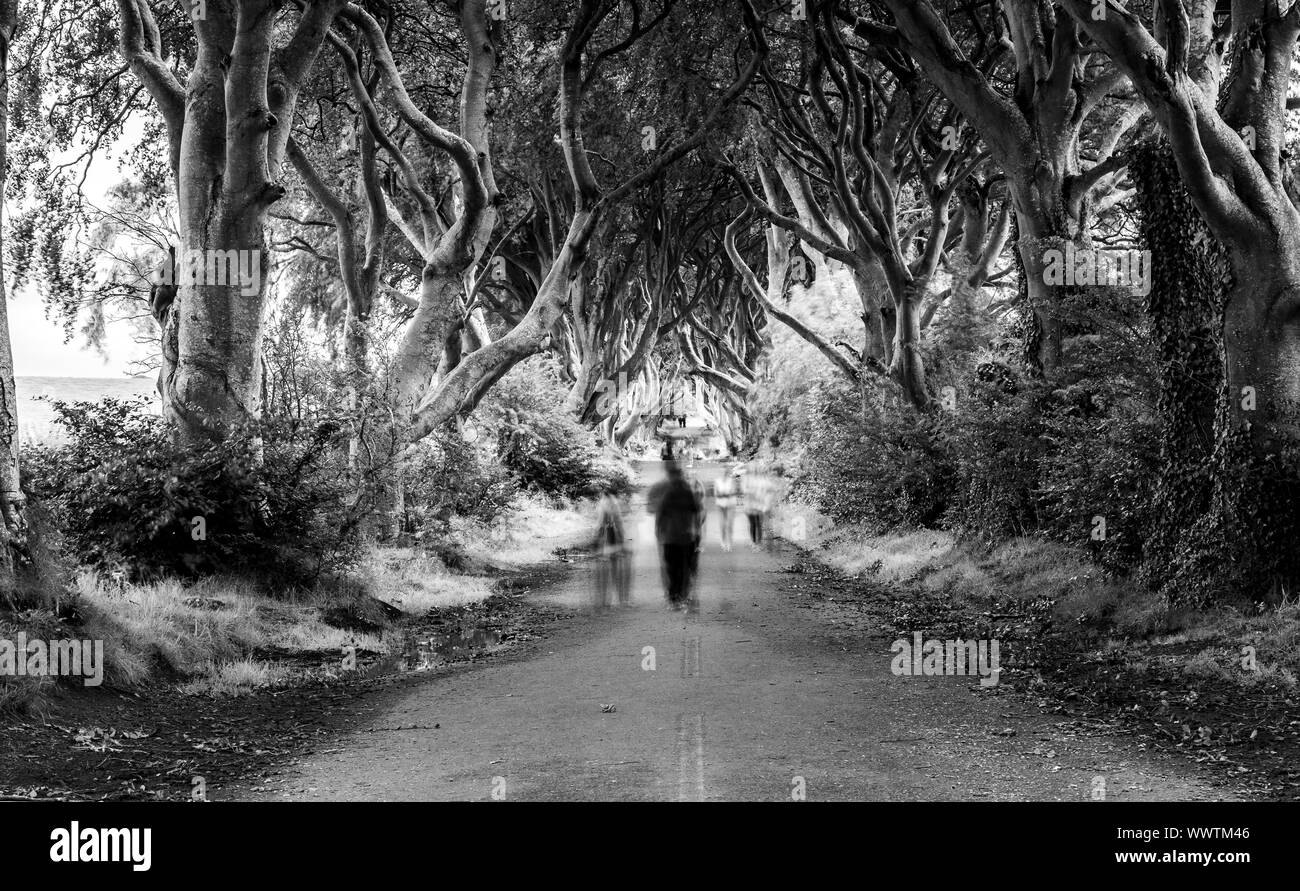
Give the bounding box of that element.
[1035,409,1160,573]
[0,607,63,714]
[484,358,632,500]
[940,362,1046,544]
[21,398,367,588]
[0,500,71,614]
[797,379,954,530]
[403,428,519,529]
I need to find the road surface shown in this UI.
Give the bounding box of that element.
[233,461,1232,801]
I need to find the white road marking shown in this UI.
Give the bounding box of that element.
[680,637,701,677]
[676,713,706,801]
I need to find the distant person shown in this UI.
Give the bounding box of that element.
[646,461,703,609]
[592,488,630,607]
[660,439,674,462]
[713,466,740,552]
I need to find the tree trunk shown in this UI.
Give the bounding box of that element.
[390,271,470,422]
[1221,257,1300,454]
[168,218,271,445]
[890,281,929,408]
[932,255,981,360]
[407,209,598,441]
[1014,214,1093,376]
[1130,137,1226,588]
[380,0,498,433]
[343,310,369,468]
[1053,0,1300,599]
[160,0,323,446]
[115,0,351,445]
[613,411,641,449]
[0,0,31,599]
[1176,250,1300,602]
[850,264,891,366]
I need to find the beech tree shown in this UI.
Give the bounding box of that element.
[395,0,767,444]
[101,0,349,445]
[863,0,1141,374]
[1054,0,1300,595]
[722,3,1021,408]
[0,0,28,594]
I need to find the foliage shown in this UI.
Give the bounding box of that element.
[403,428,519,530]
[1035,408,1161,573]
[939,361,1046,544]
[1160,425,1300,607]
[484,358,632,501]
[797,377,954,530]
[790,307,1166,578]
[21,398,368,589]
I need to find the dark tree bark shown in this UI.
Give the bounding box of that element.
[869,0,1139,375]
[1130,136,1228,589]
[1059,0,1300,598]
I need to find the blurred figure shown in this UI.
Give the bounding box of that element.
[646,461,703,610]
[713,465,740,552]
[688,473,707,587]
[741,465,776,550]
[592,488,630,607]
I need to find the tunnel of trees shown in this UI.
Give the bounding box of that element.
[0,0,1295,612]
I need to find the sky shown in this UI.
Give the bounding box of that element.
[8,284,148,378]
[8,110,154,379]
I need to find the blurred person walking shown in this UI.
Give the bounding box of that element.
[688,473,707,589]
[592,487,630,607]
[646,461,703,609]
[740,465,776,550]
[713,466,740,552]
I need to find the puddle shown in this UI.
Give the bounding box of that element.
[359,628,504,677]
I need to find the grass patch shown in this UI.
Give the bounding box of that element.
[781,508,1300,797]
[455,493,593,569]
[2,490,591,715]
[783,498,1300,692]
[178,659,288,696]
[813,525,956,583]
[73,570,392,686]
[362,548,495,615]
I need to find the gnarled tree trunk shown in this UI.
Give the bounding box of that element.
[118,0,344,445]
[1130,137,1227,588]
[1058,0,1300,599]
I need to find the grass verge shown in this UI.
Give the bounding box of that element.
[779,499,1300,799]
[1,494,591,712]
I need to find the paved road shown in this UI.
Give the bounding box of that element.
[236,462,1233,801]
